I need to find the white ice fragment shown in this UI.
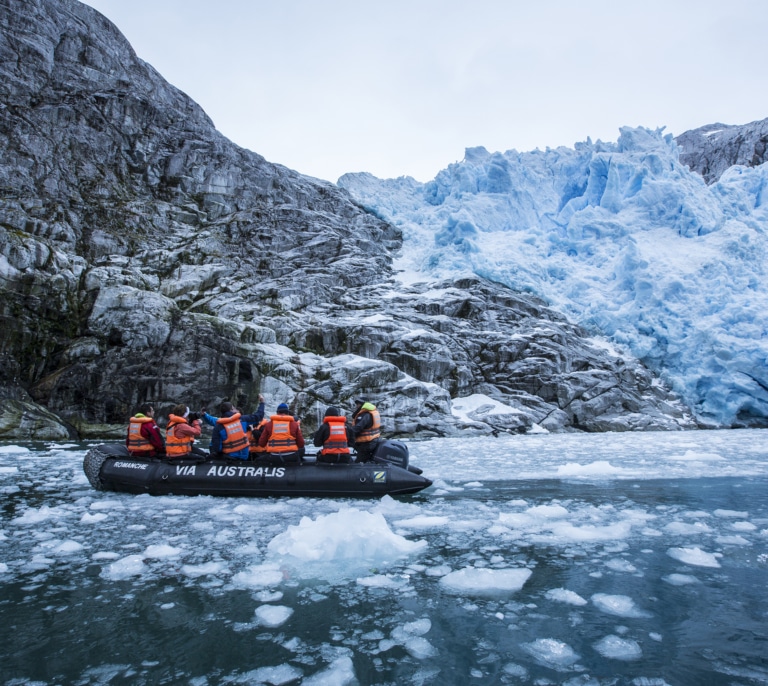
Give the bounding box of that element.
[254,604,293,628]
[521,638,580,670]
[591,594,652,618]
[605,558,637,573]
[80,512,108,524]
[53,540,83,555]
[242,664,304,685]
[666,546,721,568]
[593,634,643,660]
[0,563,8,573]
[439,567,532,595]
[714,509,749,518]
[267,509,426,575]
[102,554,146,580]
[356,574,405,589]
[143,544,183,559]
[556,460,626,477]
[302,656,356,686]
[393,515,450,529]
[180,561,226,578]
[232,563,285,589]
[545,588,588,606]
[662,573,699,586]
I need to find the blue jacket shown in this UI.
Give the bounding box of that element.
[203,403,265,459]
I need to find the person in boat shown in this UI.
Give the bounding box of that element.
[257,403,305,462]
[312,406,353,464]
[247,416,269,459]
[202,395,265,460]
[165,405,206,459]
[126,403,165,458]
[349,396,381,463]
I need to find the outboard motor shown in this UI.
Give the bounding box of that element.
[373,439,409,469]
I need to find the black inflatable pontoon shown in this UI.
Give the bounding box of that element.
[83,440,432,498]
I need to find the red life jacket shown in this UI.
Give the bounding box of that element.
[166,415,194,457]
[127,416,156,455]
[217,413,249,454]
[354,407,381,443]
[266,414,298,454]
[248,418,268,454]
[323,416,350,454]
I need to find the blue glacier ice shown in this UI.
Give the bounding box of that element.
[339,127,768,427]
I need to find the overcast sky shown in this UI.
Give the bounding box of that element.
[80,0,768,183]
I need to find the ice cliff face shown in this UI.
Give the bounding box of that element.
[340,128,768,428]
[0,0,698,438]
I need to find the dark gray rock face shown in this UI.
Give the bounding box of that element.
[676,118,768,184]
[0,0,695,439]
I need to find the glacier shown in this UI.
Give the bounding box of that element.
[339,127,768,427]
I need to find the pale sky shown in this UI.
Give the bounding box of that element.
[80,0,768,183]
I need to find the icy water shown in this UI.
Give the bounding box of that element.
[1,431,767,686]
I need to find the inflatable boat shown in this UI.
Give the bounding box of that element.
[83,440,432,498]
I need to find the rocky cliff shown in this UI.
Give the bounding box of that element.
[676,117,768,184]
[0,0,695,440]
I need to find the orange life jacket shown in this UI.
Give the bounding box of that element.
[353,407,381,443]
[248,418,268,454]
[266,414,298,454]
[323,416,350,454]
[127,416,155,454]
[217,413,249,454]
[166,415,194,457]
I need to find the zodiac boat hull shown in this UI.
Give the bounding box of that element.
[83,442,432,498]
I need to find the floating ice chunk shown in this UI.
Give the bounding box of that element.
[502,662,528,678]
[666,546,721,568]
[545,588,588,606]
[0,445,30,454]
[439,567,532,595]
[715,535,751,546]
[356,574,406,589]
[391,618,436,659]
[527,504,570,518]
[80,512,108,524]
[550,520,633,542]
[425,564,452,577]
[393,515,450,529]
[102,554,146,580]
[267,509,426,577]
[53,540,83,555]
[0,466,19,473]
[232,563,285,589]
[160,603,174,610]
[254,604,293,628]
[591,594,652,618]
[180,561,226,578]
[667,450,724,462]
[662,573,699,586]
[605,558,637,573]
[520,638,580,670]
[0,563,8,573]
[11,505,67,526]
[632,678,673,685]
[302,656,356,686]
[143,544,183,559]
[92,551,120,561]
[593,634,643,660]
[663,521,712,535]
[714,509,749,518]
[241,664,304,685]
[556,460,626,477]
[730,521,757,531]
